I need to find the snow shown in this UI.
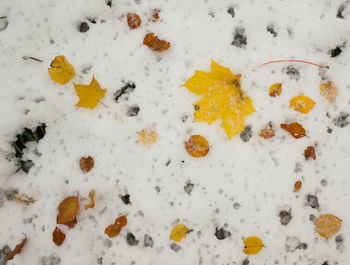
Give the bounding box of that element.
[0,0,350,264]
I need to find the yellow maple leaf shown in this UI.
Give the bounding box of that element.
[48,55,75,85]
[184,60,255,139]
[74,76,107,109]
[243,236,264,255]
[170,224,188,242]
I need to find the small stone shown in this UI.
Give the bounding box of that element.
[227,6,235,18]
[214,227,231,240]
[296,243,307,250]
[306,194,319,209]
[144,234,154,248]
[240,125,252,142]
[119,194,131,204]
[170,242,181,252]
[78,22,89,33]
[126,233,139,246]
[331,46,342,57]
[327,127,333,133]
[279,210,292,226]
[0,17,9,32]
[266,24,277,37]
[232,27,247,48]
[106,0,112,7]
[233,202,241,209]
[333,112,350,128]
[126,105,140,117]
[309,214,316,222]
[184,181,194,194]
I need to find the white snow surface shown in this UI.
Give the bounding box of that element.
[0,0,350,264]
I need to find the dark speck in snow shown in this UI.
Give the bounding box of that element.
[215,227,231,240]
[184,181,194,194]
[240,125,252,142]
[78,22,89,33]
[282,66,300,81]
[126,233,139,246]
[306,194,319,209]
[144,234,154,247]
[126,105,140,117]
[232,27,247,48]
[266,24,277,37]
[119,194,131,204]
[333,112,350,128]
[227,6,235,18]
[170,243,181,252]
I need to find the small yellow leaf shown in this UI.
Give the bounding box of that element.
[184,60,255,139]
[170,224,188,242]
[137,129,158,145]
[74,76,107,109]
[48,55,75,85]
[289,96,315,114]
[269,83,282,97]
[243,236,264,255]
[315,214,342,239]
[320,81,338,103]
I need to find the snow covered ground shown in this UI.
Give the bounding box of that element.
[0,0,350,264]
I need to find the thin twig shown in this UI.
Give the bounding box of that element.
[98,100,109,109]
[253,60,329,71]
[22,56,43,63]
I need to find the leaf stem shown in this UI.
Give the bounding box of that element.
[253,60,329,71]
[22,56,43,63]
[98,100,109,109]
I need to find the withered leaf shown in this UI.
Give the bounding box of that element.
[143,32,170,52]
[105,216,128,238]
[294,181,302,192]
[52,227,66,246]
[184,135,210,157]
[7,236,27,260]
[12,195,35,205]
[269,83,282,97]
[259,122,275,139]
[150,8,161,22]
[304,146,316,160]
[127,13,141,29]
[80,156,94,173]
[84,190,95,210]
[280,122,306,139]
[315,214,342,239]
[57,196,79,226]
[320,81,338,104]
[137,129,158,145]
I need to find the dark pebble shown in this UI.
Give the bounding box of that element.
[106,0,112,7]
[306,194,319,209]
[126,105,140,117]
[119,194,131,204]
[184,181,194,194]
[232,27,247,48]
[79,22,89,33]
[215,227,231,240]
[266,24,277,37]
[126,233,139,246]
[144,234,154,248]
[279,210,292,226]
[240,125,252,142]
[331,46,342,57]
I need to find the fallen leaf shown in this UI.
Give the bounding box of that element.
[80,156,94,173]
[304,146,316,160]
[320,81,338,103]
[259,122,275,139]
[105,216,128,238]
[184,135,209,157]
[170,224,188,242]
[74,76,107,109]
[84,190,95,210]
[57,196,80,226]
[294,181,302,192]
[315,214,342,239]
[150,8,161,22]
[127,13,141,29]
[12,195,35,205]
[269,83,282,97]
[137,129,158,145]
[143,32,170,52]
[280,122,306,139]
[48,55,75,85]
[7,236,27,260]
[184,60,255,139]
[243,236,264,255]
[52,227,66,246]
[64,218,77,229]
[289,96,315,114]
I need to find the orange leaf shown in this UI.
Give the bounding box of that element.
[293,181,302,192]
[143,32,170,52]
[7,236,27,261]
[52,227,66,246]
[105,216,128,238]
[127,13,141,29]
[80,156,94,173]
[289,96,315,114]
[150,8,161,22]
[315,214,342,239]
[57,196,80,226]
[259,122,275,139]
[304,146,316,160]
[184,135,210,157]
[320,81,338,103]
[280,122,306,139]
[84,190,95,210]
[269,83,282,97]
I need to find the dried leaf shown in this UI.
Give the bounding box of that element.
[12,195,35,205]
[320,81,338,103]
[7,236,27,260]
[57,196,80,226]
[294,181,302,192]
[289,96,315,114]
[315,214,342,239]
[280,122,306,139]
[84,190,95,210]
[259,122,275,139]
[80,156,94,173]
[143,32,170,52]
[304,146,316,160]
[170,224,188,242]
[74,76,107,109]
[184,60,255,138]
[137,129,158,145]
[150,8,161,22]
[127,13,141,29]
[105,216,128,238]
[52,227,66,246]
[269,83,282,97]
[48,55,75,85]
[64,218,77,229]
[184,135,209,157]
[243,236,264,255]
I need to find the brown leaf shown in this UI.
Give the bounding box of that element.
[315,214,342,239]
[269,83,282,97]
[64,218,77,229]
[80,156,94,173]
[294,181,302,192]
[57,196,80,226]
[52,227,66,246]
[304,146,316,160]
[280,122,306,139]
[320,81,338,103]
[7,236,27,260]
[127,13,141,29]
[184,135,210,157]
[84,190,95,210]
[143,32,170,52]
[150,8,161,22]
[105,216,128,238]
[259,122,275,139]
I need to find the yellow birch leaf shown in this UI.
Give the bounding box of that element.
[243,236,264,255]
[320,81,338,103]
[269,83,282,97]
[74,76,107,109]
[315,214,342,239]
[170,224,188,242]
[289,96,315,114]
[48,55,75,85]
[137,129,158,145]
[184,60,255,139]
